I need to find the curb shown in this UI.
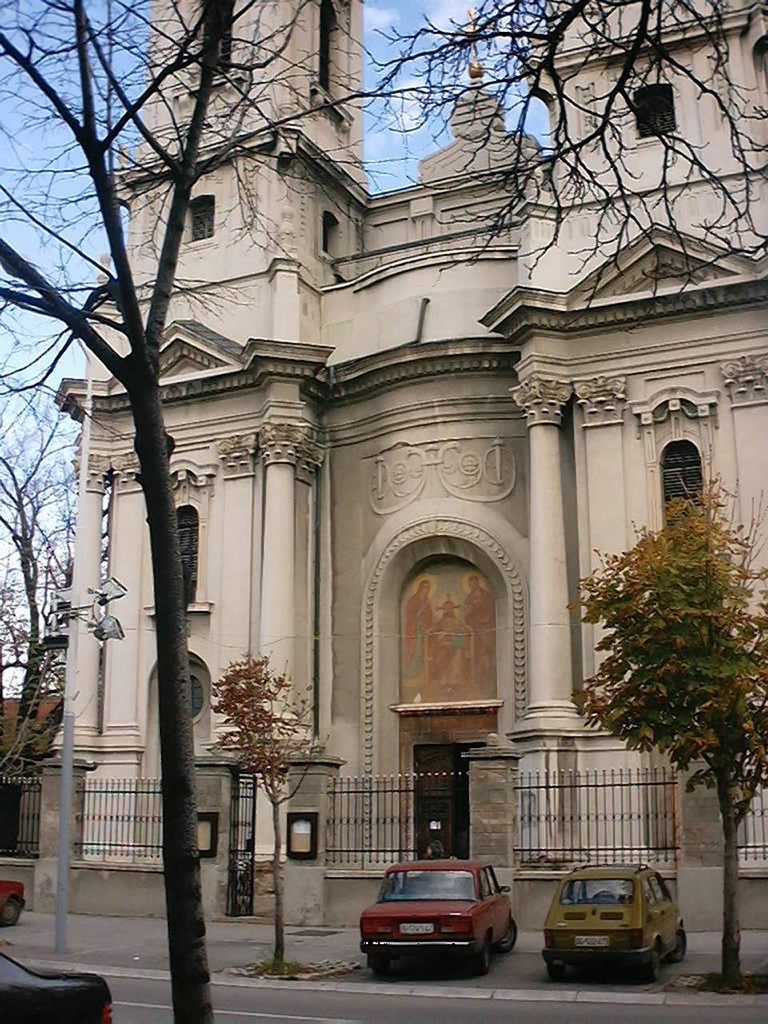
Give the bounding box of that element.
[20,959,767,1007]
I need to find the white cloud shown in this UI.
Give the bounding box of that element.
[364,6,401,35]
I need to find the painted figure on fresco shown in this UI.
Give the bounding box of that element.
[400,562,496,704]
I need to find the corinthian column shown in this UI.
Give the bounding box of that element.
[258,421,321,676]
[512,376,579,726]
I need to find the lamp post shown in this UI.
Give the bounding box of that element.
[54,354,125,954]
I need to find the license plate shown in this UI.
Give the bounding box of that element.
[400,922,434,935]
[575,935,610,948]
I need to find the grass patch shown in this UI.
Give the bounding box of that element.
[699,973,768,994]
[251,959,306,977]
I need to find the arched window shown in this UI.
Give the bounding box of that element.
[176,505,199,606]
[661,440,703,505]
[318,0,336,91]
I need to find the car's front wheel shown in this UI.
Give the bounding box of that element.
[667,927,687,963]
[494,917,518,953]
[0,898,22,927]
[367,953,390,977]
[471,935,492,976]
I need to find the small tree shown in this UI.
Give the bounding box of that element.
[578,487,768,986]
[212,655,313,964]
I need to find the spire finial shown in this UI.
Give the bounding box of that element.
[467,8,484,81]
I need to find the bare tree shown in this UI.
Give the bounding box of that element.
[0,2,351,1019]
[0,400,72,775]
[376,1,767,276]
[212,655,314,966]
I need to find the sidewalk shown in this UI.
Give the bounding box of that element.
[4,912,768,1003]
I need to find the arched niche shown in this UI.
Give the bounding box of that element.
[361,519,527,775]
[144,653,212,776]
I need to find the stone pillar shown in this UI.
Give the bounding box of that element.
[676,766,724,931]
[466,737,521,870]
[34,762,89,913]
[283,752,345,926]
[70,454,110,747]
[574,377,628,679]
[194,758,234,919]
[512,376,579,728]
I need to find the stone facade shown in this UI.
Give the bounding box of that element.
[60,2,768,858]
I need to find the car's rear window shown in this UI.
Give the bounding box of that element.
[559,878,635,905]
[379,870,477,902]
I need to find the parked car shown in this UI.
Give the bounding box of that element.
[360,859,517,976]
[542,863,686,982]
[0,879,25,926]
[0,952,112,1023]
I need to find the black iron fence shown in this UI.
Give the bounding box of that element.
[738,788,768,863]
[76,777,163,862]
[0,775,41,857]
[227,772,257,916]
[515,768,679,867]
[326,773,421,868]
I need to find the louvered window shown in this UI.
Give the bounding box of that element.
[319,0,336,91]
[177,505,199,606]
[190,195,215,241]
[634,84,676,137]
[661,440,703,505]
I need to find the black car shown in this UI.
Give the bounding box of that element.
[0,952,112,1023]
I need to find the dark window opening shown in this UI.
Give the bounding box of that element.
[177,504,199,605]
[190,673,205,718]
[633,84,676,137]
[321,210,339,256]
[319,0,336,91]
[661,440,703,505]
[190,195,215,241]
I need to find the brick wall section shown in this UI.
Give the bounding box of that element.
[466,740,521,867]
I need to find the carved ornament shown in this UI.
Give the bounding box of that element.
[368,438,516,515]
[721,355,768,406]
[511,377,572,427]
[259,421,323,475]
[216,434,255,473]
[574,376,627,426]
[85,453,112,493]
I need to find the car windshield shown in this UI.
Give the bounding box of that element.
[379,870,477,902]
[559,878,635,905]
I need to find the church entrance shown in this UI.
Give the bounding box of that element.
[414,743,471,859]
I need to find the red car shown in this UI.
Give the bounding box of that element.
[360,860,517,976]
[0,880,25,927]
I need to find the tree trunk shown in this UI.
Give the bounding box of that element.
[131,380,213,1023]
[716,773,741,986]
[272,798,284,963]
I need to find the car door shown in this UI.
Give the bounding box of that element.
[482,867,508,942]
[650,873,676,953]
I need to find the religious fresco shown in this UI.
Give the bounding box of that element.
[400,562,497,704]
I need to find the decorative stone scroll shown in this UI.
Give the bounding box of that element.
[511,376,572,426]
[721,355,768,406]
[216,434,255,474]
[574,376,627,426]
[368,437,516,515]
[362,519,527,775]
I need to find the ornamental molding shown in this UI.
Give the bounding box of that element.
[216,434,256,475]
[258,421,324,476]
[574,376,627,426]
[169,461,218,502]
[511,376,572,426]
[721,354,768,406]
[367,437,516,515]
[630,386,719,427]
[361,518,527,775]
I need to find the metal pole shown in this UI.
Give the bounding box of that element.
[55,347,93,954]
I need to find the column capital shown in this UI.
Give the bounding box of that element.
[721,354,768,406]
[259,420,324,474]
[574,376,627,426]
[216,433,256,475]
[111,450,142,491]
[511,376,572,427]
[85,453,112,493]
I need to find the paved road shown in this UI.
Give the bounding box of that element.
[107,975,766,1023]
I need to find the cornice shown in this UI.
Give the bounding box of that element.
[484,278,768,343]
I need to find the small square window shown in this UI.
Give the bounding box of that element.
[633,84,676,138]
[190,195,215,241]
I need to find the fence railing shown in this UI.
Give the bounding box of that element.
[327,773,420,868]
[515,768,679,867]
[738,788,768,863]
[0,775,42,857]
[76,777,163,863]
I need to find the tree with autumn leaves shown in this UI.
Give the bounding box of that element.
[212,655,314,965]
[578,487,768,987]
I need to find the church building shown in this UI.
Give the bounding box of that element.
[61,1,768,858]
